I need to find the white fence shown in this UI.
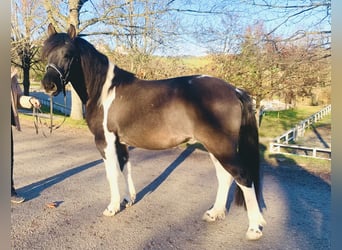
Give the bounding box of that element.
[269,105,331,160]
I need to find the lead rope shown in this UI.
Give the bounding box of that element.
[33,106,49,137]
[54,95,67,130]
[50,95,53,134]
[33,94,68,137]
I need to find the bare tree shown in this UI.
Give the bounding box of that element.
[209,20,331,107]
[249,0,331,56]
[11,0,45,95]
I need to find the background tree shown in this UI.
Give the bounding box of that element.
[11,0,331,118]
[248,0,331,57]
[11,0,45,95]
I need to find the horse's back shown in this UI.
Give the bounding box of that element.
[183,76,243,132]
[107,75,242,149]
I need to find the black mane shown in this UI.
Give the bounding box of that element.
[74,37,109,103]
[111,66,136,88]
[42,33,71,59]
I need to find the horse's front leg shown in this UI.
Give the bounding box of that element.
[121,161,136,207]
[96,133,121,217]
[115,141,136,208]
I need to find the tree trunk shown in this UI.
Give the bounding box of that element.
[21,42,31,96]
[68,0,88,120]
[22,66,30,96]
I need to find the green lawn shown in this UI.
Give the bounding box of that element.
[259,105,331,180]
[258,105,325,138]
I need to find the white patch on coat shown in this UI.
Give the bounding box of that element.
[99,63,115,107]
[188,75,212,84]
[235,88,244,95]
[202,153,233,221]
[196,74,211,79]
[122,161,136,205]
[100,62,122,215]
[235,182,266,240]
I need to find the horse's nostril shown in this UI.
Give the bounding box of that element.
[51,83,57,91]
[43,82,59,96]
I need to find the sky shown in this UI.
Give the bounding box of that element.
[12,0,331,57]
[164,0,331,56]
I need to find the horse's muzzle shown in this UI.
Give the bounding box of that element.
[41,81,60,96]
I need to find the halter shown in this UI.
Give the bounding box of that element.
[45,57,74,96]
[37,58,74,136]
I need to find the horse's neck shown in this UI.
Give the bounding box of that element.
[78,52,109,104]
[70,74,88,104]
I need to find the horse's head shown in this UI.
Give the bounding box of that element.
[41,23,78,96]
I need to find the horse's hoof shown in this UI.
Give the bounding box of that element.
[246,226,263,240]
[131,194,136,203]
[202,212,216,222]
[202,210,225,222]
[102,208,117,217]
[120,198,134,208]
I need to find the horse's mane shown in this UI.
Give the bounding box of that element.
[42,33,69,59]
[75,37,110,102]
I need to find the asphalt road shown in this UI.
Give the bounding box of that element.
[11,119,331,249]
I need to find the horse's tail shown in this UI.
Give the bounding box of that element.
[234,89,261,208]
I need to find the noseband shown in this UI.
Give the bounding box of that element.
[45,57,74,96]
[38,58,74,136]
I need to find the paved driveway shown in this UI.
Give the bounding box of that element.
[11,119,330,249]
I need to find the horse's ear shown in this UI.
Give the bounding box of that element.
[67,24,77,39]
[47,23,57,36]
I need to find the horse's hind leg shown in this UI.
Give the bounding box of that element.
[201,135,265,240]
[236,182,266,240]
[202,153,233,222]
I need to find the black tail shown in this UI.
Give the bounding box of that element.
[234,90,261,208]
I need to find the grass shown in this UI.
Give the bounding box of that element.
[262,151,331,183]
[19,108,89,130]
[259,105,331,182]
[258,105,324,138]
[180,56,212,69]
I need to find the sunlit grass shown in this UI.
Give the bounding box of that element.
[180,56,212,68]
[259,105,331,179]
[258,105,325,138]
[19,109,88,130]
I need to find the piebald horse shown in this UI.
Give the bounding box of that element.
[41,24,265,240]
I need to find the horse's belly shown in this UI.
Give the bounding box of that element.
[118,129,192,150]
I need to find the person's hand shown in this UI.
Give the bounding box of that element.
[30,97,41,108]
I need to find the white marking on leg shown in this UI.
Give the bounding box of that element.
[203,153,233,222]
[122,161,136,207]
[102,134,121,216]
[236,182,266,240]
[100,63,121,216]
